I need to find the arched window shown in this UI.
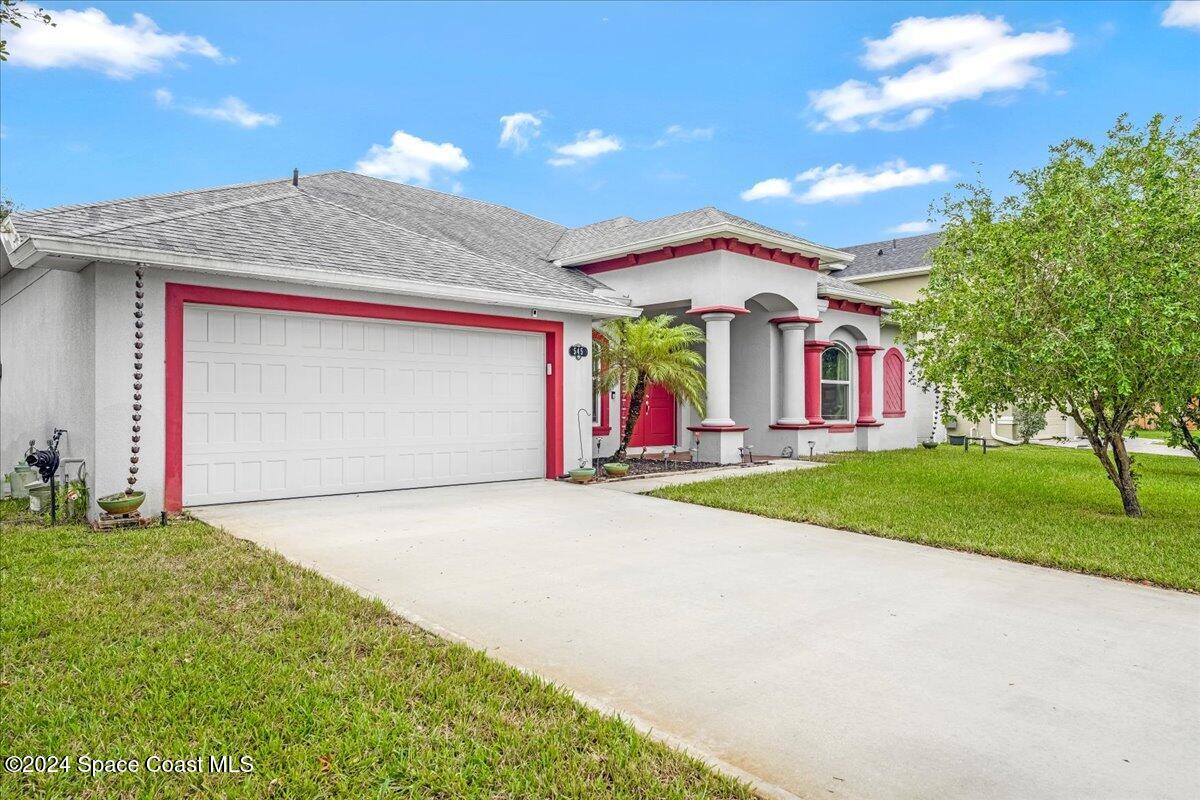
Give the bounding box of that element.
[820,345,852,421]
[883,347,906,418]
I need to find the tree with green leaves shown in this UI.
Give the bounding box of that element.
[1,0,54,61]
[896,114,1200,517]
[1153,396,1200,462]
[594,315,706,462]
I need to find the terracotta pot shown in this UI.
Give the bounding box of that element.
[98,491,145,515]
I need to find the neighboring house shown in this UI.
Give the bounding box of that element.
[1,172,935,518]
[840,234,1080,443]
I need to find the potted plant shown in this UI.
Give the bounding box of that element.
[569,465,597,483]
[602,462,629,477]
[99,266,148,516]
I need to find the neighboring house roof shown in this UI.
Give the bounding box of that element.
[549,206,854,267]
[837,232,941,280]
[5,171,627,315]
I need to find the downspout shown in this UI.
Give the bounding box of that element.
[990,416,1020,446]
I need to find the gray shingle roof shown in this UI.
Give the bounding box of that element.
[836,232,941,279]
[11,171,615,307]
[549,206,839,262]
[817,273,895,305]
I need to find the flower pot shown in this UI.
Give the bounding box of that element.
[602,463,630,477]
[98,491,145,515]
[27,481,51,512]
[10,465,32,499]
[568,468,597,484]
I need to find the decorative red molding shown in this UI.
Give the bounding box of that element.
[824,297,883,316]
[769,422,828,430]
[855,345,879,425]
[591,330,611,436]
[828,424,856,433]
[686,424,750,432]
[803,339,832,426]
[856,422,884,428]
[769,315,821,325]
[575,236,820,275]
[164,283,565,512]
[685,305,750,316]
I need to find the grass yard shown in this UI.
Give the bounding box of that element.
[0,506,753,799]
[651,445,1200,592]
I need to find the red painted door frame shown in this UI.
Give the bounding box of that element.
[164,283,564,511]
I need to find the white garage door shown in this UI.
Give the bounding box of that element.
[182,305,546,506]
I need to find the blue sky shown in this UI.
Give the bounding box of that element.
[1,1,1197,247]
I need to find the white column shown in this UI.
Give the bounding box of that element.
[776,322,808,425]
[701,312,735,427]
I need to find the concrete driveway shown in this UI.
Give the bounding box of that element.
[194,480,1200,800]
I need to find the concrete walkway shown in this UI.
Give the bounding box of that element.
[194,480,1200,800]
[1040,435,1192,458]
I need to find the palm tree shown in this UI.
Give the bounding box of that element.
[594,314,706,462]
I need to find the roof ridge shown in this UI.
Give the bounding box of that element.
[328,171,568,232]
[301,190,613,304]
[71,189,299,238]
[17,171,342,218]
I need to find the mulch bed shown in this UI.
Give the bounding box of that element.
[593,456,768,477]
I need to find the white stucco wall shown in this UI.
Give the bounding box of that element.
[1,266,96,489]
[85,263,599,518]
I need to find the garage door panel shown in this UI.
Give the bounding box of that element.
[183,305,545,505]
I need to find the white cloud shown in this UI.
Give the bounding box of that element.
[654,124,715,146]
[810,14,1072,131]
[4,5,223,78]
[887,220,936,234]
[498,112,542,152]
[740,178,793,202]
[1162,1,1200,30]
[155,89,279,128]
[548,129,622,166]
[740,160,951,204]
[356,130,470,184]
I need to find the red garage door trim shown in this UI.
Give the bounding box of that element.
[164,283,564,511]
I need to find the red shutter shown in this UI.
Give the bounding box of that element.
[883,348,906,418]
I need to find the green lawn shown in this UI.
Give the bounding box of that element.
[1,508,753,799]
[651,445,1200,591]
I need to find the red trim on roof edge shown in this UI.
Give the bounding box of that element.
[164,283,565,512]
[769,315,821,325]
[686,305,750,316]
[823,297,883,316]
[574,236,820,275]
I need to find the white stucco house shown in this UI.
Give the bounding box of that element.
[1,171,936,518]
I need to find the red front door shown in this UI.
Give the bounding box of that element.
[625,383,677,447]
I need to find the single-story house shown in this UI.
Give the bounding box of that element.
[1,171,937,518]
[839,234,1082,444]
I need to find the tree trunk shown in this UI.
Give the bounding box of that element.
[1069,405,1143,518]
[615,375,647,462]
[1170,413,1200,462]
[1107,433,1143,517]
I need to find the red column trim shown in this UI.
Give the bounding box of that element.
[855,345,881,426]
[769,315,821,325]
[882,346,906,418]
[164,283,565,512]
[685,305,750,316]
[803,339,832,426]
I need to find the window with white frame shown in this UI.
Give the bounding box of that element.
[821,345,852,421]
